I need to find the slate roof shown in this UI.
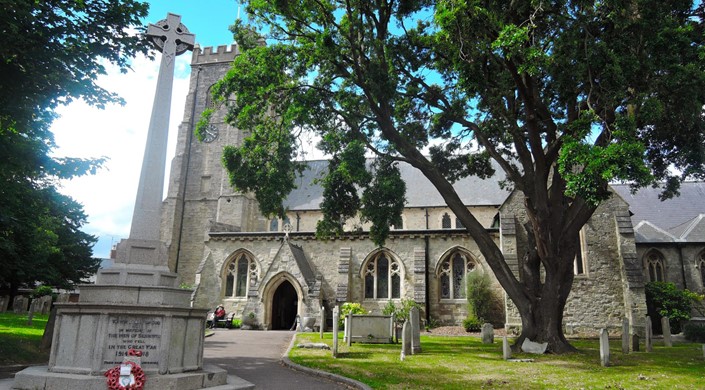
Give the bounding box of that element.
[611,182,705,243]
[283,159,511,211]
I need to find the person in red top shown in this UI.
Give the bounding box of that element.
[212,304,226,329]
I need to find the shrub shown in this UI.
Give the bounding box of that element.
[463,316,483,332]
[683,323,705,343]
[466,272,492,320]
[231,318,242,329]
[382,299,422,325]
[31,285,53,298]
[645,282,703,333]
[339,302,367,328]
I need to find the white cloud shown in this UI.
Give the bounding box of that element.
[52,53,191,258]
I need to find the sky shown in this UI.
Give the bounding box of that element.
[51,1,242,258]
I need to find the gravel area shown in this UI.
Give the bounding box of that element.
[423,326,508,337]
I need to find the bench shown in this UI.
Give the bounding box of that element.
[207,312,235,329]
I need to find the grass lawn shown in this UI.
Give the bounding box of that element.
[291,333,705,389]
[0,313,50,365]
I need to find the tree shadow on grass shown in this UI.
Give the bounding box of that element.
[334,351,374,359]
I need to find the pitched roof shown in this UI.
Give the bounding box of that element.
[611,182,705,243]
[284,159,511,211]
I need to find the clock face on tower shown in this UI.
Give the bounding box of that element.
[202,124,219,143]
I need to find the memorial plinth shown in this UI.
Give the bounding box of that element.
[12,13,251,390]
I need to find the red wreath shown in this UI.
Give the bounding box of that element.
[104,359,146,390]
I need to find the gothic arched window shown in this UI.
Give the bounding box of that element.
[439,251,477,299]
[645,250,665,282]
[270,218,279,232]
[441,213,451,229]
[455,217,464,229]
[224,253,258,298]
[364,252,401,299]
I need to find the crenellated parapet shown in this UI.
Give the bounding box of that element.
[191,43,240,65]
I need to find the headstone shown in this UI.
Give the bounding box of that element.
[521,339,548,354]
[320,306,325,339]
[661,316,672,347]
[0,295,9,312]
[409,307,421,354]
[622,317,630,354]
[346,314,352,346]
[38,295,52,315]
[645,316,653,352]
[502,336,512,360]
[599,328,610,367]
[632,334,640,352]
[13,296,28,314]
[56,292,70,303]
[401,320,411,358]
[332,306,339,358]
[481,323,494,344]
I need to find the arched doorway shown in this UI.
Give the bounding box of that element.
[271,280,298,330]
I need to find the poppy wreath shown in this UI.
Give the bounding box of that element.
[104,360,146,390]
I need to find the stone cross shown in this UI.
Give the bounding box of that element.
[130,13,195,242]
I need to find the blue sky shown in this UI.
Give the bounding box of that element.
[52,1,244,259]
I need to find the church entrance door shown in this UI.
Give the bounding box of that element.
[271,280,298,330]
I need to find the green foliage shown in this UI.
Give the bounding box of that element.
[645,282,704,333]
[231,318,242,329]
[465,272,493,320]
[683,323,705,343]
[0,313,50,364]
[0,0,149,293]
[338,302,367,328]
[212,0,705,352]
[382,299,422,325]
[463,316,483,332]
[31,286,53,299]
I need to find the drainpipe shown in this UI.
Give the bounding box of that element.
[424,208,430,324]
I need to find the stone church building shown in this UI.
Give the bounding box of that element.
[159,44,705,333]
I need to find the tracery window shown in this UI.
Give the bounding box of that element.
[455,217,464,229]
[224,253,258,297]
[645,250,665,282]
[364,252,401,299]
[270,218,279,232]
[439,251,477,299]
[699,252,705,287]
[441,213,451,229]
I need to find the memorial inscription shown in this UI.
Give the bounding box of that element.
[103,316,162,368]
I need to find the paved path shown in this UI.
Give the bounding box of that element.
[0,330,351,390]
[204,329,349,389]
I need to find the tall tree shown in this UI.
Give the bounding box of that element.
[0,0,151,294]
[205,1,705,352]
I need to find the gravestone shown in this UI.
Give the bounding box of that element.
[401,320,411,358]
[13,296,28,314]
[12,13,245,390]
[521,339,548,354]
[632,334,640,352]
[332,306,339,358]
[481,323,494,344]
[645,316,653,352]
[56,292,70,304]
[599,328,610,367]
[37,295,52,315]
[661,317,672,347]
[502,336,512,360]
[0,295,9,312]
[320,306,325,339]
[622,317,630,354]
[409,307,421,354]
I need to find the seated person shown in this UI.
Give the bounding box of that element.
[212,305,226,328]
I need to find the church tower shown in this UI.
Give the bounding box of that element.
[162,44,265,285]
